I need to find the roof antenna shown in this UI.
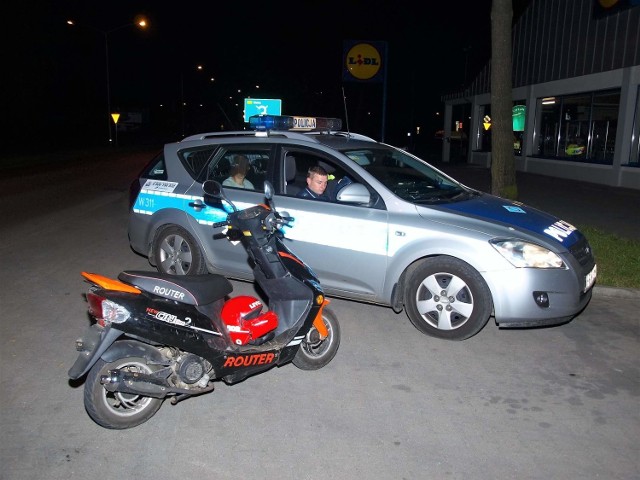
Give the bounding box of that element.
[341,86,350,137]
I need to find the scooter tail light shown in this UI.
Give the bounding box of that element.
[86,292,130,326]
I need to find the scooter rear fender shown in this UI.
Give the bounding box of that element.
[68,325,123,380]
[68,325,167,380]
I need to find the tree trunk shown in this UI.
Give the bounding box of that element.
[490,0,518,199]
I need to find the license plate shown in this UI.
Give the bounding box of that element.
[584,264,597,293]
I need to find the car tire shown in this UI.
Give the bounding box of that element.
[403,256,492,340]
[153,225,207,275]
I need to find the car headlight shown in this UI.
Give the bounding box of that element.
[490,239,565,268]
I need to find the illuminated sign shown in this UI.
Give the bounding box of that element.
[243,99,282,122]
[512,105,526,132]
[342,40,386,83]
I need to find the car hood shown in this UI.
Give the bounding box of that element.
[421,191,582,249]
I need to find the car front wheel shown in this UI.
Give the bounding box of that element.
[403,256,492,340]
[153,225,207,275]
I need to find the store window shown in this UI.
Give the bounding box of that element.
[533,89,620,164]
[450,104,470,161]
[512,102,526,156]
[628,86,640,167]
[475,105,491,152]
[474,101,525,156]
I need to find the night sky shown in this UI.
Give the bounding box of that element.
[4,1,528,154]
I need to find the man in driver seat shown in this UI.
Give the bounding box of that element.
[297,165,329,201]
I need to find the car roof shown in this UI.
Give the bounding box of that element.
[174,129,381,151]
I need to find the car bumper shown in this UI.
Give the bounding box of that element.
[483,265,595,328]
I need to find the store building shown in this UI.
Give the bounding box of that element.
[441,0,640,190]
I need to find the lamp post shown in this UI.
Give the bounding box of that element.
[67,17,148,145]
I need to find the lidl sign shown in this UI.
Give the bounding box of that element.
[342,40,386,83]
[244,99,282,122]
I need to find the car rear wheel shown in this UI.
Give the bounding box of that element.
[403,256,492,340]
[153,225,207,275]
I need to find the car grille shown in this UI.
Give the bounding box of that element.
[569,235,595,267]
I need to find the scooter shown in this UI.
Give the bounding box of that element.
[68,180,340,429]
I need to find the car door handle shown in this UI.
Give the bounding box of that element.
[189,200,205,211]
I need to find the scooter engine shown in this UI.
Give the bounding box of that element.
[176,353,208,384]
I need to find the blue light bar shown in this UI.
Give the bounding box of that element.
[249,115,294,131]
[249,115,342,132]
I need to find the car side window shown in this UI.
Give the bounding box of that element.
[205,147,271,191]
[178,147,217,180]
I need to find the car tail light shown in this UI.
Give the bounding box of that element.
[128,179,142,211]
[86,292,130,326]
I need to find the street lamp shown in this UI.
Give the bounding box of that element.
[67,17,148,145]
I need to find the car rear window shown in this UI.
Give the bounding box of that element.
[142,152,167,180]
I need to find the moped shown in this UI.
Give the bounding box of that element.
[68,180,340,429]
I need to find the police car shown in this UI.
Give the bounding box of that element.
[128,114,597,340]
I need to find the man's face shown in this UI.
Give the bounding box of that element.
[307,173,328,195]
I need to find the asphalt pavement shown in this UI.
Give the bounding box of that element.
[0,151,638,479]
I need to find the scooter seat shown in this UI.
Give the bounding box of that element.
[118,271,233,306]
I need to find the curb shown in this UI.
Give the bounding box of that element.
[593,285,640,299]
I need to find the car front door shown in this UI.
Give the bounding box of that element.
[274,147,389,301]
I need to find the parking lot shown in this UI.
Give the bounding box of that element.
[0,152,638,480]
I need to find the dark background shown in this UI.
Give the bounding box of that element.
[3,1,530,156]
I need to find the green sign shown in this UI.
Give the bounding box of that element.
[244,98,282,122]
[512,105,526,132]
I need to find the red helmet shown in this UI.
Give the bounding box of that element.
[221,296,278,345]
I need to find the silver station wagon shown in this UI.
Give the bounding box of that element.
[128,115,597,340]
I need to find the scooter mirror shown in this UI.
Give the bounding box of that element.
[203,180,222,198]
[203,180,238,212]
[263,181,274,201]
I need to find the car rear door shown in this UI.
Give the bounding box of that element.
[183,144,275,279]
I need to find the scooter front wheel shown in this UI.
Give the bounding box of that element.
[292,307,340,370]
[83,357,164,429]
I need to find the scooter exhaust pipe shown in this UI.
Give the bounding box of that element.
[100,369,211,399]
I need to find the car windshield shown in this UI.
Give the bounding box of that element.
[342,146,477,204]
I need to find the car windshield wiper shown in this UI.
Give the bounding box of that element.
[412,189,478,204]
[447,190,475,201]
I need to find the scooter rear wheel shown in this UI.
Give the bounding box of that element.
[292,307,340,370]
[83,356,164,429]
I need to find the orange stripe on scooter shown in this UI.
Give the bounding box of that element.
[313,299,330,338]
[278,251,304,266]
[81,272,141,294]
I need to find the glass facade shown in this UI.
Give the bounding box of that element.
[630,86,640,166]
[474,102,526,156]
[533,90,620,164]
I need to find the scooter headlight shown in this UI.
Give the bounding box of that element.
[490,239,565,268]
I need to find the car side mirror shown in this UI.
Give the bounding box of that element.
[336,183,370,205]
